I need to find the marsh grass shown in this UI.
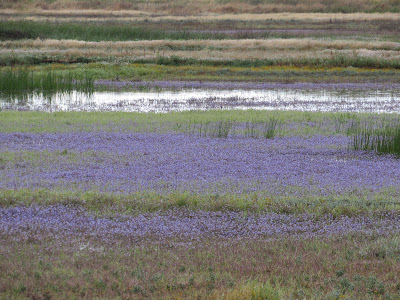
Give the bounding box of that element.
[350,118,400,156]
[0,69,94,101]
[0,53,94,67]
[2,58,399,87]
[0,21,226,42]
[151,55,400,69]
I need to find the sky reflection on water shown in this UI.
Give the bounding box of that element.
[1,87,400,113]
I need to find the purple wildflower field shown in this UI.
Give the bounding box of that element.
[2,115,400,299]
[1,128,400,240]
[1,131,400,198]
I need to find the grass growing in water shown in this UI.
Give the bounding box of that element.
[0,69,94,101]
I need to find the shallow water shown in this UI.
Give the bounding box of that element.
[1,86,400,113]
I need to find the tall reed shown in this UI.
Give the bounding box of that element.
[349,119,400,156]
[0,69,94,101]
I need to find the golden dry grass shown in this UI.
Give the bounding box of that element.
[1,0,400,14]
[1,10,400,22]
[4,38,400,51]
[2,38,400,61]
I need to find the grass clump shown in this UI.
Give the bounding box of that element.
[263,116,279,139]
[350,118,400,156]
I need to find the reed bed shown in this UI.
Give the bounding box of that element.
[0,69,94,101]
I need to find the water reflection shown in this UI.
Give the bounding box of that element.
[1,88,399,113]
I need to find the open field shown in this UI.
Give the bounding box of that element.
[1,5,400,299]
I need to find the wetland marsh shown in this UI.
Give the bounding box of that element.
[1,4,400,299]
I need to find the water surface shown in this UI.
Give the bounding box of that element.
[1,82,400,113]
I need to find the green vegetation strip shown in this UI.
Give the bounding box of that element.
[3,53,400,71]
[1,64,400,86]
[0,21,227,42]
[0,110,375,133]
[1,188,399,217]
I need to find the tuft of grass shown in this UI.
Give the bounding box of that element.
[349,118,400,156]
[263,116,279,139]
[210,120,234,138]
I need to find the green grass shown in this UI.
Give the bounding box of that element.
[350,119,400,156]
[0,21,228,42]
[0,69,94,101]
[2,60,399,89]
[0,110,368,133]
[151,55,400,69]
[1,187,400,216]
[3,20,396,43]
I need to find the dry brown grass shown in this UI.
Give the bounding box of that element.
[1,10,400,22]
[4,38,400,51]
[2,38,399,61]
[1,0,400,14]
[1,235,400,299]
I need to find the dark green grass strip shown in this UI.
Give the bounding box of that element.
[0,21,226,42]
[2,53,400,70]
[150,55,400,69]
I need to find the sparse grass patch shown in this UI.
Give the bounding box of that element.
[2,235,400,299]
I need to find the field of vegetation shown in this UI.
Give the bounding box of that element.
[1,2,400,299]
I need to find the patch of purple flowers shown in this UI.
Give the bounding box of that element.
[1,205,400,244]
[1,132,399,197]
